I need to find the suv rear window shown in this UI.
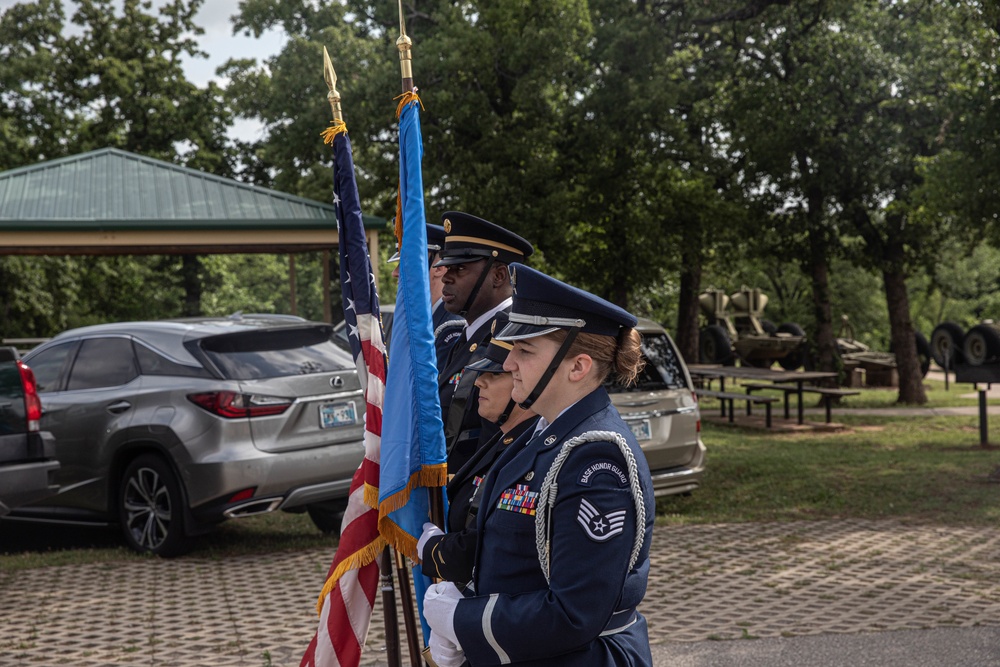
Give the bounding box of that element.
[610,332,688,392]
[197,326,354,380]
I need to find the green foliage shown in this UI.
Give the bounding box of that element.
[2,0,1000,346]
[0,0,234,170]
[0,0,244,334]
[910,5,1000,242]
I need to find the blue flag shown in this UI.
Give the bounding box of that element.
[377,94,447,647]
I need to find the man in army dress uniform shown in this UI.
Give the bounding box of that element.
[434,211,533,471]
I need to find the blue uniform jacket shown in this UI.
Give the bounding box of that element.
[438,311,509,471]
[432,300,465,362]
[454,387,655,667]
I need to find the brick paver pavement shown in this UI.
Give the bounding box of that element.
[2,520,999,666]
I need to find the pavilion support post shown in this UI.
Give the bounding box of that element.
[322,248,332,323]
[288,254,298,315]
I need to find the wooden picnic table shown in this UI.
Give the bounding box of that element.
[687,366,838,425]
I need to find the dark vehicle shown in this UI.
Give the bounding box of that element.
[0,346,58,516]
[332,304,395,352]
[699,287,808,370]
[837,316,931,384]
[931,320,1000,368]
[607,318,706,497]
[11,315,365,556]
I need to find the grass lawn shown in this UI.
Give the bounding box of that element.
[836,376,986,409]
[695,375,984,410]
[658,415,1000,526]
[3,406,999,571]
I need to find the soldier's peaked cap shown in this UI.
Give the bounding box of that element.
[434,211,533,267]
[388,223,448,264]
[496,264,637,341]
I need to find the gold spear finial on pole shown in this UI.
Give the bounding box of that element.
[396,0,413,92]
[323,46,343,123]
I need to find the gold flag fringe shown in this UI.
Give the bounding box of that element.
[320,119,348,144]
[363,481,380,510]
[376,462,448,561]
[394,90,423,120]
[378,518,420,562]
[315,534,387,615]
[377,463,448,515]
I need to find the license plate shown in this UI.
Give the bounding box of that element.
[320,401,357,429]
[628,419,652,441]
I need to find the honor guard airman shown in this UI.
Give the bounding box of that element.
[418,330,538,585]
[424,264,655,667]
[388,222,465,362]
[435,211,533,472]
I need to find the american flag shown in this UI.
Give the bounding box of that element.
[301,126,387,667]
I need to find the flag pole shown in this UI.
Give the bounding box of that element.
[397,0,446,538]
[393,9,440,667]
[324,47,405,667]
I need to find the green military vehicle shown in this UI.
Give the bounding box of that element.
[836,316,931,385]
[930,320,1000,368]
[698,287,808,369]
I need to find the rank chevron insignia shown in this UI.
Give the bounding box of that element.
[577,498,627,542]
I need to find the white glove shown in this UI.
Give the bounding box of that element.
[418,521,444,562]
[428,631,465,667]
[423,581,462,646]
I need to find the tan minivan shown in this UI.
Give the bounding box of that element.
[608,318,706,497]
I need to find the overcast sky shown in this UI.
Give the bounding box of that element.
[176,0,285,87]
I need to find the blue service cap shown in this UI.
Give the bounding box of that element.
[464,335,514,374]
[496,264,637,341]
[388,223,448,264]
[434,211,533,267]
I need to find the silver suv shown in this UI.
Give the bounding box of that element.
[608,317,706,497]
[13,315,365,556]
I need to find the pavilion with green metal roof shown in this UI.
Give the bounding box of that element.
[0,148,388,320]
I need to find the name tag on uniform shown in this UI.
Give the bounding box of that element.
[497,484,538,515]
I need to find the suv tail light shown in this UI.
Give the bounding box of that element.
[17,360,42,432]
[187,391,292,419]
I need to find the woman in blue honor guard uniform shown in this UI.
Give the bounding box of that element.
[419,330,538,586]
[424,264,655,667]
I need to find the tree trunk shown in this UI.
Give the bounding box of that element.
[808,230,838,380]
[181,255,202,317]
[675,230,703,364]
[883,244,927,404]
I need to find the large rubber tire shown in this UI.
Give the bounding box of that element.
[307,499,348,536]
[930,321,965,368]
[915,331,931,377]
[699,325,733,364]
[963,324,1000,366]
[776,322,807,371]
[119,454,191,557]
[894,332,932,377]
[761,319,778,335]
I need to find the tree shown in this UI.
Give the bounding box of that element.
[832,2,988,404]
[912,3,1000,249]
[1,0,234,170]
[0,0,243,331]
